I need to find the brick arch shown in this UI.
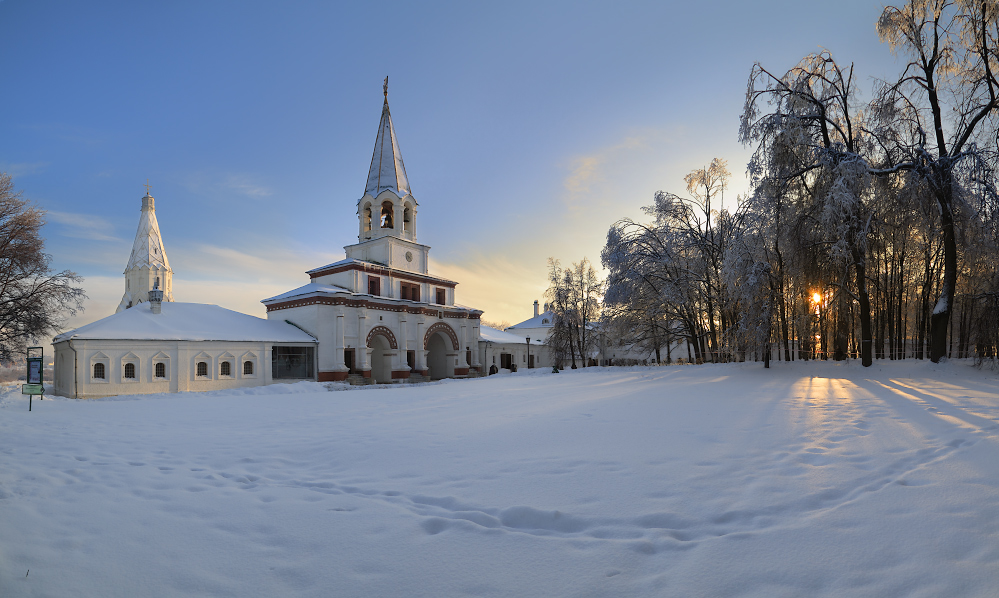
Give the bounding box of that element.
[424,322,459,351]
[366,325,398,349]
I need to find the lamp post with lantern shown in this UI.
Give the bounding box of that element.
[526,337,531,369]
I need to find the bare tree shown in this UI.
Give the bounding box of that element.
[873,0,999,361]
[569,258,603,366]
[544,258,576,369]
[0,173,86,362]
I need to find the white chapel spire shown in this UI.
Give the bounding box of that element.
[116,183,174,313]
[364,76,411,198]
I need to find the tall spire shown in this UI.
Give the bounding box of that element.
[126,192,171,272]
[117,188,173,312]
[364,77,411,198]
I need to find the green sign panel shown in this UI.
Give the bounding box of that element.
[22,384,44,395]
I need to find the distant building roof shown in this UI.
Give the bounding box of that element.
[54,302,316,343]
[507,310,556,330]
[480,326,543,345]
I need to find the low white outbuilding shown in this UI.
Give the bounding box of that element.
[478,325,543,373]
[52,301,318,399]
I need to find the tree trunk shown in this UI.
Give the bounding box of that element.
[854,249,873,367]
[930,195,956,363]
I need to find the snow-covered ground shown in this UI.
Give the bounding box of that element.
[2,361,998,597]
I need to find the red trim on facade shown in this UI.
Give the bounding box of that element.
[454,367,469,376]
[308,262,457,288]
[361,370,371,378]
[264,294,481,319]
[424,322,459,350]
[365,325,398,349]
[419,369,429,377]
[391,370,411,379]
[318,371,349,382]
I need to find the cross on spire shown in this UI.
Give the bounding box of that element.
[383,76,388,103]
[143,179,152,195]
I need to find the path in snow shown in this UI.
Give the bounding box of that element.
[1,361,998,597]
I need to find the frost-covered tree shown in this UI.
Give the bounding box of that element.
[544,257,603,369]
[0,173,86,362]
[602,161,734,364]
[740,52,876,366]
[872,0,999,362]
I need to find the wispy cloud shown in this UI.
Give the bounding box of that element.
[430,253,548,326]
[180,171,273,199]
[1,162,49,178]
[562,134,650,216]
[170,240,341,286]
[47,211,121,242]
[223,174,272,198]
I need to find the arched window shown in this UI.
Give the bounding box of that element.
[362,205,372,232]
[380,201,394,228]
[155,362,166,378]
[243,361,254,375]
[220,361,231,377]
[93,363,105,379]
[197,361,208,377]
[124,363,136,379]
[403,205,413,234]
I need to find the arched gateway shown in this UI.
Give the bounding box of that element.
[261,80,482,384]
[424,322,459,380]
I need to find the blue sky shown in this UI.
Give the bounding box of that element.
[0,1,901,330]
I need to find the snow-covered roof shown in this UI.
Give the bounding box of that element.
[260,283,351,305]
[364,91,411,199]
[124,194,171,272]
[507,310,556,330]
[453,303,484,314]
[480,326,544,345]
[307,258,458,285]
[53,302,316,343]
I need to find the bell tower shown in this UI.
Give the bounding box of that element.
[346,78,429,274]
[117,184,174,312]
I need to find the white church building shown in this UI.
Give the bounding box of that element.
[53,80,482,397]
[262,80,483,383]
[52,191,318,399]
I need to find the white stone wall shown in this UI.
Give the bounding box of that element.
[272,301,481,382]
[53,339,316,399]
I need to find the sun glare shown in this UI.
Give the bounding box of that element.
[811,292,822,304]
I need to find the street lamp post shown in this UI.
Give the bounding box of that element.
[526,337,531,369]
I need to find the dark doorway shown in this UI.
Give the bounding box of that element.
[344,349,355,374]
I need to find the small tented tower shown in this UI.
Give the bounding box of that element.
[117,188,173,312]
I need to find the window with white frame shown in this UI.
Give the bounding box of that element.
[90,352,110,383]
[240,352,257,378]
[121,353,140,382]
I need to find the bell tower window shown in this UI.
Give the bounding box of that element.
[403,205,413,234]
[380,201,394,228]
[362,204,372,232]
